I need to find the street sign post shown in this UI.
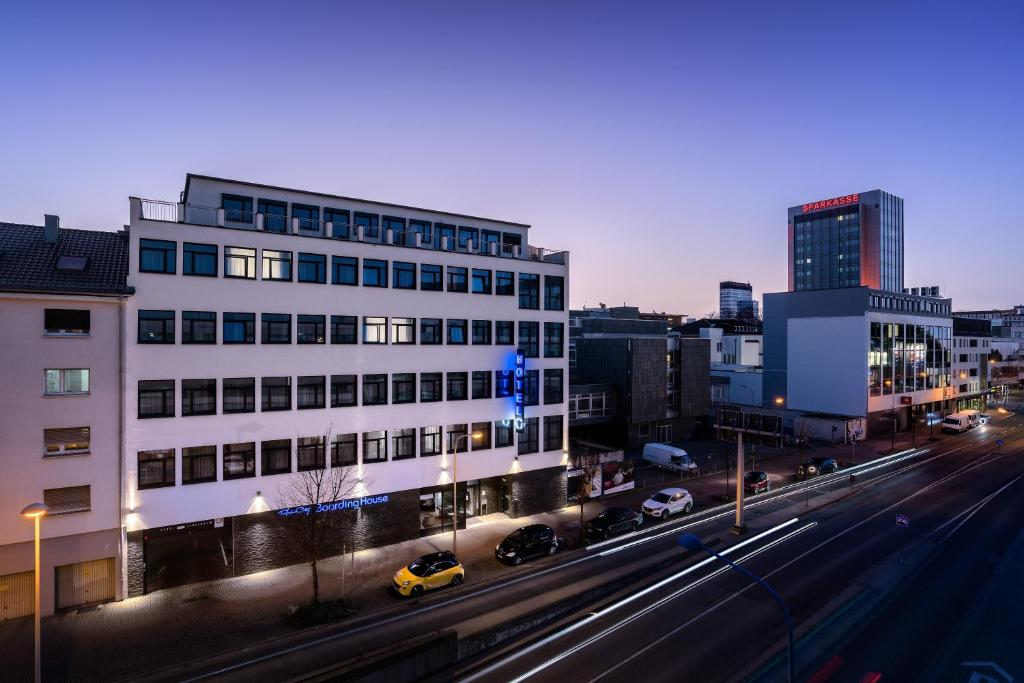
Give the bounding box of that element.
[896,513,909,564]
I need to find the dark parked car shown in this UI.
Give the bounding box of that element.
[495,524,561,565]
[797,457,838,478]
[584,507,643,540]
[744,471,771,494]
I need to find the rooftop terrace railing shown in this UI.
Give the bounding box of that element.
[137,198,567,263]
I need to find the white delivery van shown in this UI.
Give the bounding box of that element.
[642,443,698,475]
[942,410,980,433]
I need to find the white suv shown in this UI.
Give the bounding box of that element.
[642,488,694,519]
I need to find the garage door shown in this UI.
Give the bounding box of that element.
[55,558,116,610]
[0,571,34,621]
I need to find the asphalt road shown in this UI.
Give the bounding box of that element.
[453,416,1024,683]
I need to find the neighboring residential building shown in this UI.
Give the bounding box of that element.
[719,281,758,320]
[955,305,1024,392]
[951,317,992,412]
[123,174,569,595]
[676,318,763,407]
[788,190,904,293]
[0,217,131,617]
[639,310,687,328]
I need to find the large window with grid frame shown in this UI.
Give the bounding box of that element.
[543,415,563,451]
[420,426,442,457]
[331,433,357,467]
[331,374,357,407]
[297,375,326,409]
[182,445,217,483]
[139,380,174,418]
[138,449,175,488]
[261,377,291,411]
[363,430,387,463]
[392,428,416,460]
[261,439,292,475]
[182,379,216,416]
[518,417,539,455]
[223,442,255,479]
[223,378,255,413]
[297,436,326,471]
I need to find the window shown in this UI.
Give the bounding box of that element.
[481,229,501,254]
[363,316,387,344]
[392,317,416,344]
[261,376,291,411]
[496,271,515,296]
[420,373,442,402]
[140,239,175,274]
[262,249,292,281]
[43,427,90,456]
[544,275,565,311]
[495,370,513,398]
[224,312,255,344]
[292,204,320,232]
[518,417,539,455]
[472,269,492,294]
[544,369,564,404]
[183,243,217,277]
[519,273,539,309]
[222,194,253,224]
[223,442,255,479]
[182,445,217,484]
[354,212,379,241]
[472,320,492,345]
[182,379,216,416]
[298,253,327,283]
[447,372,468,400]
[297,436,325,471]
[331,433,357,467]
[393,373,416,404]
[446,424,468,453]
[409,219,433,246]
[138,450,175,489]
[392,428,416,460]
[45,368,90,396]
[44,485,91,515]
[44,309,89,336]
[331,315,358,344]
[472,371,492,399]
[182,311,216,344]
[298,376,326,409]
[225,246,258,278]
[447,319,468,345]
[420,318,442,345]
[223,377,255,413]
[138,379,173,417]
[519,321,539,357]
[420,426,442,457]
[471,422,492,450]
[138,310,174,343]
[297,314,326,344]
[525,370,539,406]
[325,208,350,239]
[381,215,405,242]
[332,256,358,285]
[393,262,416,289]
[421,264,443,291]
[496,320,514,345]
[458,226,479,251]
[258,199,288,233]
[494,421,513,448]
[331,374,357,407]
[544,322,564,358]
[261,313,291,344]
[363,374,388,405]
[544,415,563,451]
[437,223,456,249]
[363,259,388,287]
[447,266,468,293]
[363,430,387,463]
[261,439,292,475]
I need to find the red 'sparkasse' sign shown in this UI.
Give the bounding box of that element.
[802,193,859,213]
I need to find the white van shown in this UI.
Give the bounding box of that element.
[642,443,698,475]
[942,410,980,433]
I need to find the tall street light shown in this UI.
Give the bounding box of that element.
[679,533,795,683]
[21,502,48,683]
[451,430,483,558]
[884,379,896,452]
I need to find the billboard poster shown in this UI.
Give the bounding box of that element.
[602,460,635,495]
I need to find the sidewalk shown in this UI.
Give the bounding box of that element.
[0,429,939,683]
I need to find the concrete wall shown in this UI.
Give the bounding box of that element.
[786,316,867,416]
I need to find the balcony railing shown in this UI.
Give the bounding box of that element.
[136,197,567,262]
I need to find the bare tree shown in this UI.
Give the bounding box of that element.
[277,426,358,606]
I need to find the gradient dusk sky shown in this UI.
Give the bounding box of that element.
[1,1,1021,314]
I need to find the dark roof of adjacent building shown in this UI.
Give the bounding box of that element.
[674,318,763,336]
[720,281,753,291]
[0,222,132,296]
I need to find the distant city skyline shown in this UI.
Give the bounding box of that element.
[1,1,1021,315]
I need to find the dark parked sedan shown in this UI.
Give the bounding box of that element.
[495,524,561,565]
[584,507,643,540]
[744,471,771,494]
[797,457,838,478]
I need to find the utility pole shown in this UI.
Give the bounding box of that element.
[733,430,746,534]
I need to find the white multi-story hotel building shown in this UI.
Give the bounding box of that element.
[124,175,570,594]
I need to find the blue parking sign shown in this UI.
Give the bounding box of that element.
[896,514,910,527]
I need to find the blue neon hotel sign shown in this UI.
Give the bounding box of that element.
[514,349,525,431]
[277,494,390,517]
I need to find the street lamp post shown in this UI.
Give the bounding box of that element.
[884,379,896,452]
[680,533,795,683]
[450,431,483,558]
[21,502,49,683]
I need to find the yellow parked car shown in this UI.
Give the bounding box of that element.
[393,550,465,597]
